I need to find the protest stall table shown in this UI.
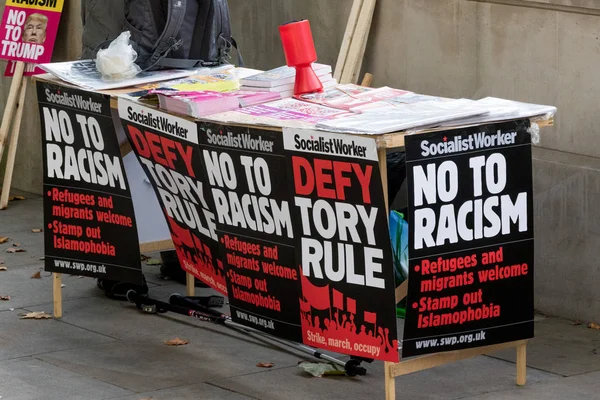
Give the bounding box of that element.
[32,71,553,400]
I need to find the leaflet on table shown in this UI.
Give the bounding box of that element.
[296,85,410,111]
[316,99,489,135]
[121,66,261,102]
[237,98,349,123]
[240,63,332,88]
[38,60,234,90]
[203,110,319,130]
[154,90,282,118]
[351,93,454,112]
[439,97,557,127]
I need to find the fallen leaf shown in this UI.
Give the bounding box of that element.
[31,229,43,233]
[140,254,150,261]
[0,267,6,271]
[0,237,8,244]
[164,337,189,346]
[31,271,41,279]
[588,322,600,330]
[20,311,52,319]
[12,195,25,200]
[8,196,14,201]
[12,243,20,247]
[146,258,162,265]
[256,362,274,368]
[572,320,583,326]
[0,295,10,301]
[61,284,66,288]
[6,248,25,253]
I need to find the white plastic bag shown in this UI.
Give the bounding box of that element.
[95,31,142,80]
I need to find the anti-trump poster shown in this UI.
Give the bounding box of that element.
[284,128,399,362]
[119,99,227,295]
[0,0,63,68]
[402,120,534,357]
[37,82,142,284]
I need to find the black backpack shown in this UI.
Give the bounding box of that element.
[89,0,242,71]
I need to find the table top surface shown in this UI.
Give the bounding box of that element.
[33,74,554,150]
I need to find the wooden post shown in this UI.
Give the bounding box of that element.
[334,0,364,82]
[0,62,25,172]
[340,0,377,84]
[516,342,527,386]
[361,73,373,87]
[186,272,195,297]
[53,273,63,318]
[0,77,28,209]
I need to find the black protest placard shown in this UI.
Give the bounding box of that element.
[198,123,301,342]
[118,99,226,294]
[402,120,534,357]
[37,82,142,284]
[284,129,399,363]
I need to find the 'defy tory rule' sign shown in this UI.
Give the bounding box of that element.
[38,82,142,284]
[119,99,226,295]
[402,120,534,357]
[284,129,399,362]
[0,0,64,64]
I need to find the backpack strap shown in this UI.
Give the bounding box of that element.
[142,0,187,71]
[230,37,245,67]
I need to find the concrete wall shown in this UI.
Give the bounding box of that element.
[1,0,598,322]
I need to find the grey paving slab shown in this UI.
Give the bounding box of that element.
[36,333,308,394]
[0,236,45,269]
[0,308,116,361]
[209,355,559,400]
[462,370,600,400]
[0,265,101,311]
[487,315,600,376]
[109,383,254,400]
[0,357,132,400]
[32,291,233,342]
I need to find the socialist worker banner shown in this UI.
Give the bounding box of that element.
[284,128,399,362]
[0,0,63,64]
[38,82,142,284]
[198,123,303,342]
[402,120,534,357]
[119,99,227,295]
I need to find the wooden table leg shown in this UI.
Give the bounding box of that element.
[53,273,63,318]
[516,342,527,386]
[186,272,195,297]
[385,362,396,400]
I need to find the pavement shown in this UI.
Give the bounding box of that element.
[0,192,599,400]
